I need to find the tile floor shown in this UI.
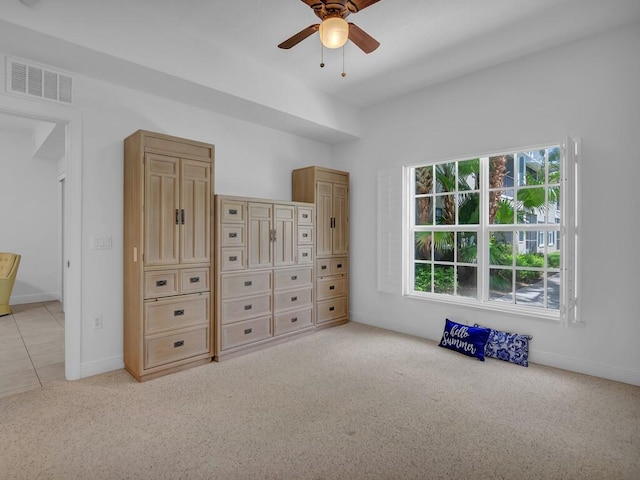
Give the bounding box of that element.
[0,301,65,399]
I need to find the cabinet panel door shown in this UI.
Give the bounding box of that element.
[248,203,273,269]
[316,181,333,257]
[181,159,211,264]
[332,184,349,255]
[145,154,180,266]
[274,204,295,267]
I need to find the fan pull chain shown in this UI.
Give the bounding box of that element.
[320,42,325,68]
[341,45,346,77]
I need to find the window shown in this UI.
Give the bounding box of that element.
[406,141,578,321]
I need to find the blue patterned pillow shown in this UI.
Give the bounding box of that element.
[438,319,491,361]
[474,324,532,367]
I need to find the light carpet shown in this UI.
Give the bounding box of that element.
[1,322,639,479]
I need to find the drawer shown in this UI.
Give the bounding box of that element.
[221,271,271,298]
[274,267,312,291]
[145,270,179,298]
[221,247,246,272]
[297,206,313,225]
[145,294,209,334]
[317,277,347,300]
[221,224,245,247]
[298,226,314,244]
[274,287,312,312]
[221,316,271,350]
[316,296,347,324]
[298,246,313,264]
[222,294,271,325]
[274,307,313,336]
[220,199,245,223]
[145,326,209,369]
[180,268,209,293]
[316,258,348,277]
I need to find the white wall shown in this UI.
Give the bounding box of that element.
[0,130,60,304]
[334,22,640,385]
[70,74,332,372]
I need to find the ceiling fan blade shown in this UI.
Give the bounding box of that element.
[347,0,380,13]
[301,0,324,10]
[278,24,320,49]
[348,23,380,53]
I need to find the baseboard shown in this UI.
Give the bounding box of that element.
[11,292,59,304]
[349,310,640,386]
[80,355,124,379]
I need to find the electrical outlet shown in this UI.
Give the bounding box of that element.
[93,315,102,329]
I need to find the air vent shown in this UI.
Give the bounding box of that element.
[6,57,73,105]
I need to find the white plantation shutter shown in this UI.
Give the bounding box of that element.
[377,167,403,294]
[561,136,581,325]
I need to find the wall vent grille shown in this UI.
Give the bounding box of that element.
[6,57,73,105]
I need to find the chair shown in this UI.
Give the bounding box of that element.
[0,253,21,316]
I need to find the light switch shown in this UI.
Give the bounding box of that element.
[91,235,112,250]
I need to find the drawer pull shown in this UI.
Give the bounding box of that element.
[244,304,252,310]
[329,306,335,311]
[174,309,185,316]
[337,264,343,268]
[229,209,238,215]
[229,256,238,261]
[291,275,298,280]
[302,233,309,238]
[291,296,298,302]
[302,252,308,257]
[329,285,335,290]
[229,232,237,238]
[174,340,184,348]
[321,265,327,270]
[244,280,253,287]
[156,280,167,287]
[291,317,298,323]
[244,328,252,335]
[302,213,308,218]
[190,277,200,283]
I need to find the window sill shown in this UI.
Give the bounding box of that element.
[404,291,562,323]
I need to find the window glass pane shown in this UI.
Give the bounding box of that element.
[415,197,433,225]
[517,187,546,224]
[547,147,560,184]
[457,232,477,264]
[415,166,433,194]
[490,189,514,224]
[414,263,431,292]
[458,193,479,225]
[435,195,456,225]
[457,266,477,299]
[433,231,454,262]
[435,163,456,193]
[515,249,544,269]
[434,265,455,294]
[489,268,512,302]
[515,269,545,308]
[547,272,560,310]
[489,231,513,266]
[414,232,432,261]
[518,151,545,186]
[458,158,479,191]
[547,243,560,269]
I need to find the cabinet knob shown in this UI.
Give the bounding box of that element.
[229,256,238,261]
[291,296,298,302]
[302,252,308,257]
[329,306,335,311]
[244,281,252,287]
[291,317,298,323]
[321,265,327,270]
[229,209,238,215]
[302,233,308,238]
[174,340,184,348]
[291,275,297,280]
[302,214,308,219]
[244,328,252,335]
[190,277,200,283]
[229,232,237,238]
[337,263,343,268]
[329,285,335,290]
[244,304,252,310]
[174,309,185,316]
[156,280,167,287]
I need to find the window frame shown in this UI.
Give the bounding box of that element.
[403,140,579,323]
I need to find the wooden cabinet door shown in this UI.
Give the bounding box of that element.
[180,159,211,264]
[273,204,295,267]
[332,184,349,255]
[248,202,273,269]
[145,154,180,266]
[316,181,333,257]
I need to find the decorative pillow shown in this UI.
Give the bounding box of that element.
[474,324,532,367]
[438,319,491,361]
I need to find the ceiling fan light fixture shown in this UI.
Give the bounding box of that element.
[319,17,349,49]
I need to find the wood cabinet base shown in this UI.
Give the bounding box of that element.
[125,355,212,382]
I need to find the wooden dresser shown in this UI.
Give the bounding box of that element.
[123,130,214,381]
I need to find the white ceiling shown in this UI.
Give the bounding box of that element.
[2,0,640,142]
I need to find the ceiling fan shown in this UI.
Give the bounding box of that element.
[278,0,381,54]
